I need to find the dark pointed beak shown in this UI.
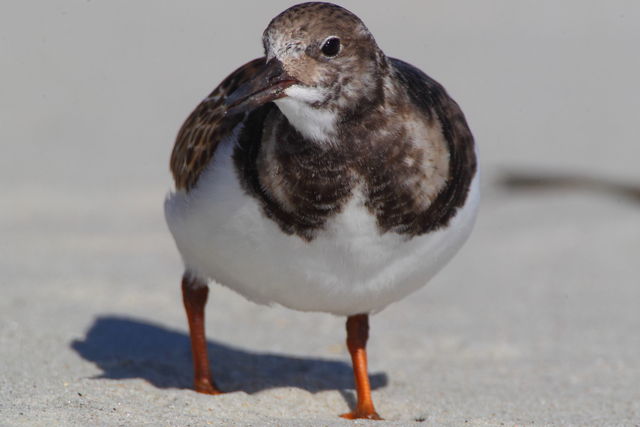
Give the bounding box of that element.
[224,58,298,115]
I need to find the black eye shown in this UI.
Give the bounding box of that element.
[321,37,341,57]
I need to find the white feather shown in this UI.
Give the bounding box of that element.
[165,134,480,316]
[273,85,337,143]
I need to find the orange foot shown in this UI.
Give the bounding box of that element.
[193,378,224,395]
[340,410,382,420]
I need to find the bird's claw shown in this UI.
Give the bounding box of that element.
[340,410,382,420]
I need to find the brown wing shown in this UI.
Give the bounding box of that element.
[390,57,477,234]
[170,57,266,191]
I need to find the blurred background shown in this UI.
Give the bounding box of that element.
[1,1,639,425]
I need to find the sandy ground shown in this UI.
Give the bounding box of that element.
[2,1,640,426]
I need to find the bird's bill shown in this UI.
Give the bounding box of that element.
[224,58,298,115]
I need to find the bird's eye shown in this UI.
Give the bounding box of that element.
[321,37,341,57]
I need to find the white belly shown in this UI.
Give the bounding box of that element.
[165,138,479,316]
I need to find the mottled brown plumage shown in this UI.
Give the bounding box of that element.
[166,2,478,420]
[170,58,265,191]
[172,55,476,239]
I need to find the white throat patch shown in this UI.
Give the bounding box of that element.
[274,85,337,143]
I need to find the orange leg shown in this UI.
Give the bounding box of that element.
[340,314,382,420]
[182,274,222,394]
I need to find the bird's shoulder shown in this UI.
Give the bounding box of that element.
[170,57,266,191]
[389,58,471,138]
[387,57,478,234]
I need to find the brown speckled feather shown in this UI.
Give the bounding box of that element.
[230,57,476,241]
[170,57,266,191]
[389,58,477,235]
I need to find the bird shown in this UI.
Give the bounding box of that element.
[165,2,478,420]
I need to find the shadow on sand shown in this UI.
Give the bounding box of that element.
[499,170,640,203]
[71,316,387,397]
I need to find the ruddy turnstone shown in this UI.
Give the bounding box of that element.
[165,2,478,420]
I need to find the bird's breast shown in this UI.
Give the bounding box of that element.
[164,132,480,314]
[233,106,454,241]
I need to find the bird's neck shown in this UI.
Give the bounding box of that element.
[274,95,338,144]
[273,84,393,148]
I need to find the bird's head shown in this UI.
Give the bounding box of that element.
[224,2,388,143]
